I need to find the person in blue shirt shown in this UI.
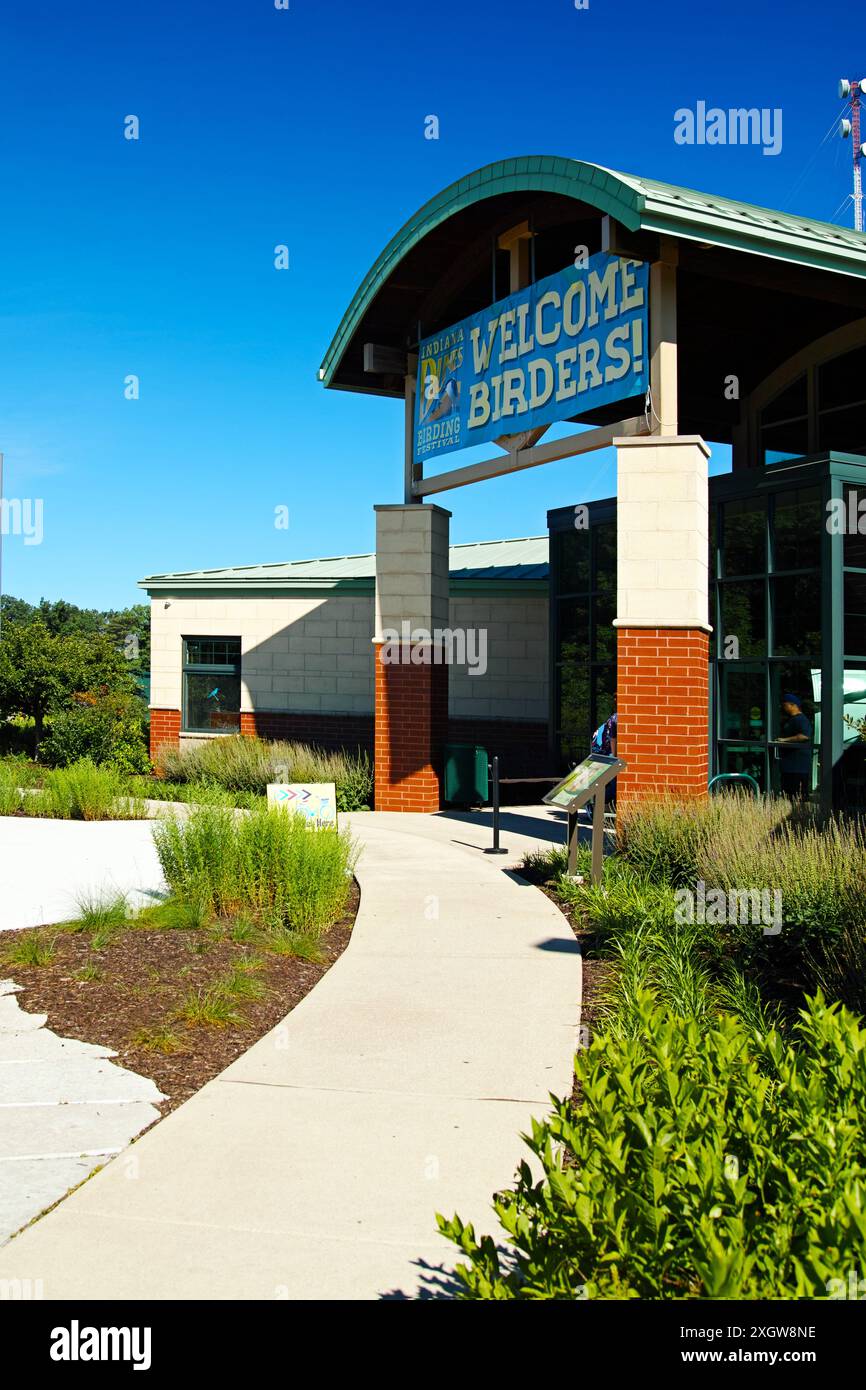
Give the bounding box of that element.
[591,712,617,803]
[776,693,812,799]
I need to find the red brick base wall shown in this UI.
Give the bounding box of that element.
[616,627,709,800]
[149,703,551,809]
[374,644,448,812]
[149,708,181,767]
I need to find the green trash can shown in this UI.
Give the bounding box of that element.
[443,743,489,806]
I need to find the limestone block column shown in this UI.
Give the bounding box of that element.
[614,436,712,800]
[373,503,451,812]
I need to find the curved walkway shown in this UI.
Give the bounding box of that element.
[0,807,580,1300]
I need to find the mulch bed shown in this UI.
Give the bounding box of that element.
[3,882,358,1115]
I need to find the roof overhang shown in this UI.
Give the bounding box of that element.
[319,156,866,439]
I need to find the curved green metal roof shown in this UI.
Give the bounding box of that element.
[319,154,866,389]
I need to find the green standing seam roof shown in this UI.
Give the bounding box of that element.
[318,155,866,390]
[138,535,550,592]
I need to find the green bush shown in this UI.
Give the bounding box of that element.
[0,761,23,815]
[699,816,866,951]
[157,735,372,811]
[41,692,150,775]
[615,792,804,886]
[127,777,260,810]
[153,801,357,935]
[41,759,127,820]
[440,992,866,1299]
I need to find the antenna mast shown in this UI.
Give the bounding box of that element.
[840,77,866,231]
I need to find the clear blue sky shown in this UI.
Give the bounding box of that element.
[0,0,858,608]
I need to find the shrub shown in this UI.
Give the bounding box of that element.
[615,792,795,886]
[152,801,356,936]
[699,816,866,951]
[41,759,125,820]
[41,691,150,775]
[440,992,866,1299]
[157,735,372,810]
[0,762,23,815]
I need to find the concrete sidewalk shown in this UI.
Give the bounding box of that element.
[0,807,580,1300]
[0,817,167,931]
[0,983,164,1244]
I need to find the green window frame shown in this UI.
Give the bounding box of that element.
[182,637,242,734]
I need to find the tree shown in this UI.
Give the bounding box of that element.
[0,620,135,753]
[0,594,151,681]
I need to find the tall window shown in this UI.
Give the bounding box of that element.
[182,637,242,733]
[758,342,866,465]
[553,518,616,762]
[713,487,822,795]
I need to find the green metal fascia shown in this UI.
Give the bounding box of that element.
[139,579,547,600]
[138,580,375,598]
[640,207,866,279]
[318,157,645,388]
[319,157,866,391]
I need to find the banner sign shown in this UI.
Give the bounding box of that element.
[414,253,648,465]
[267,782,337,829]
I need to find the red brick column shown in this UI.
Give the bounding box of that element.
[374,644,448,812]
[149,708,181,767]
[616,628,709,800]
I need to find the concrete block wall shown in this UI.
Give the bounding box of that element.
[448,594,548,722]
[149,590,549,728]
[150,595,376,718]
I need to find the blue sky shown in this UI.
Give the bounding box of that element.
[0,0,858,607]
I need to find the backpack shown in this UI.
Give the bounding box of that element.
[592,714,616,757]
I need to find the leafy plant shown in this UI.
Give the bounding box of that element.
[0,619,137,754]
[41,691,149,775]
[440,992,866,1300]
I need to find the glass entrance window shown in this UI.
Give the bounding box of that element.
[768,662,820,796]
[839,665,866,808]
[719,743,766,792]
[719,580,765,657]
[773,487,821,571]
[845,573,866,658]
[719,666,766,741]
[552,514,616,764]
[843,485,866,569]
[722,497,765,576]
[771,575,822,656]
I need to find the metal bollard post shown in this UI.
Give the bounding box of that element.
[484,755,508,855]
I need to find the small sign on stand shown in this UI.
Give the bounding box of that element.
[266,782,337,829]
[542,754,625,884]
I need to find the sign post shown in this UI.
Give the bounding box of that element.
[542,754,625,884]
